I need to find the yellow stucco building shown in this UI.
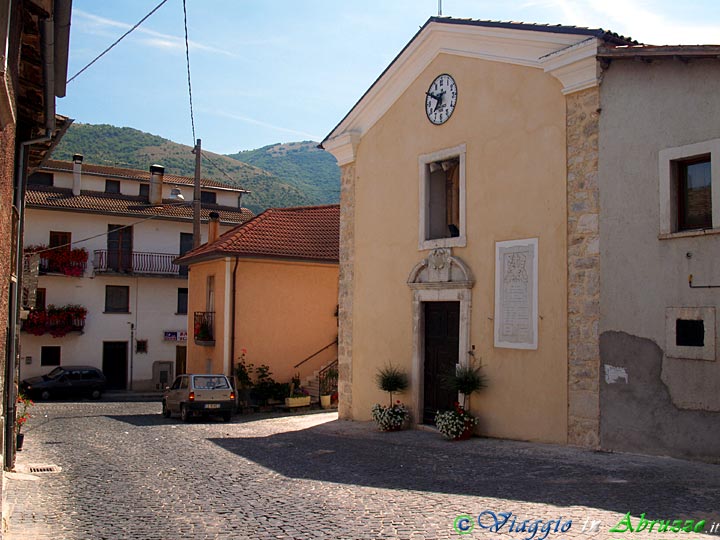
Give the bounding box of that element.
[175,205,339,388]
[322,18,635,445]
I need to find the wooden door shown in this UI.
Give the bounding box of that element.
[102,341,128,390]
[423,301,459,424]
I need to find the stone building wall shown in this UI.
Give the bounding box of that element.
[566,87,601,448]
[337,163,355,419]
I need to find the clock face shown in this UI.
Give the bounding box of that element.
[425,74,457,125]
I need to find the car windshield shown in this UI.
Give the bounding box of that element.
[193,376,229,390]
[46,367,64,379]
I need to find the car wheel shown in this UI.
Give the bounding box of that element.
[162,401,171,418]
[91,389,102,400]
[40,390,51,400]
[180,404,190,423]
[222,412,231,422]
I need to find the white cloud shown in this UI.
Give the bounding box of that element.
[73,9,237,57]
[204,109,322,141]
[520,0,720,44]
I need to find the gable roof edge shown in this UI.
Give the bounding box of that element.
[321,17,618,162]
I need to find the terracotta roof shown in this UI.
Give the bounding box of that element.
[176,204,339,264]
[26,185,254,225]
[41,160,250,192]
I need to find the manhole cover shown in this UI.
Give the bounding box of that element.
[28,465,61,474]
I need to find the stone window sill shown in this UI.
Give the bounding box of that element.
[659,228,720,240]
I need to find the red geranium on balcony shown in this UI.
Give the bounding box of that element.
[22,304,87,337]
[25,245,88,277]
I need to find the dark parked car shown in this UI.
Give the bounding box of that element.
[21,366,106,400]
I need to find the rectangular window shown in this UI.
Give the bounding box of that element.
[41,346,61,366]
[36,288,46,311]
[659,139,719,235]
[677,157,712,231]
[206,276,215,311]
[139,184,149,198]
[201,191,217,204]
[105,179,121,194]
[419,144,466,250]
[676,319,704,347]
[49,231,71,250]
[28,172,53,186]
[177,288,188,314]
[105,285,130,313]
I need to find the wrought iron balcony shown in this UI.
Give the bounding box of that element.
[93,250,182,276]
[194,311,215,345]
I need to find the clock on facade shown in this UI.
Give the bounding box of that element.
[425,73,457,125]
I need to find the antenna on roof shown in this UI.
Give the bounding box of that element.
[438,0,442,16]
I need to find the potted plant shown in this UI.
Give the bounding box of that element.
[319,366,338,409]
[234,348,254,410]
[435,363,487,440]
[16,393,33,451]
[285,373,311,407]
[371,365,410,431]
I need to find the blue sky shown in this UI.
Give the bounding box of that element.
[59,0,720,154]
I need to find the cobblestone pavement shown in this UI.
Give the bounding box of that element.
[4,401,720,540]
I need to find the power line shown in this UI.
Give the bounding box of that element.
[182,0,196,142]
[201,151,247,188]
[66,0,170,84]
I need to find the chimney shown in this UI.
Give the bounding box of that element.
[72,154,83,196]
[149,164,164,205]
[208,211,220,243]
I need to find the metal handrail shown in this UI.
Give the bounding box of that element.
[293,338,338,369]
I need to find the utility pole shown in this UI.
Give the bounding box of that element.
[438,0,442,16]
[192,138,202,248]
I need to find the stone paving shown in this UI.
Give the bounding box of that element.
[3,401,720,540]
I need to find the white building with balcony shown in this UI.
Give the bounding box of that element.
[19,156,253,392]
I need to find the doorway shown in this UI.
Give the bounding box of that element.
[423,301,459,424]
[102,341,128,390]
[175,345,187,375]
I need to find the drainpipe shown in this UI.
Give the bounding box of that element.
[6,131,52,467]
[230,256,239,379]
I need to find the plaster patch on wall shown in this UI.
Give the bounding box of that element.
[603,364,628,384]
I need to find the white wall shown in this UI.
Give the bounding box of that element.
[20,208,237,390]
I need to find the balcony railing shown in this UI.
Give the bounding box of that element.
[194,311,215,345]
[93,250,181,276]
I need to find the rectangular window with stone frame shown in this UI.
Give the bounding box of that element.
[659,138,718,235]
[418,144,466,250]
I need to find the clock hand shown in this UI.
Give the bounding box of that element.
[425,91,440,101]
[433,91,445,112]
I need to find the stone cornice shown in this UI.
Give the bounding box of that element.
[323,132,360,166]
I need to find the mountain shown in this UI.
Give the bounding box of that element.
[228,141,339,205]
[51,124,340,213]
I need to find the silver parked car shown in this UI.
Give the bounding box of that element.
[162,374,235,422]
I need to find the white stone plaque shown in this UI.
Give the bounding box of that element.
[494,238,538,349]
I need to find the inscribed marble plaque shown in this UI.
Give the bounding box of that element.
[494,238,538,349]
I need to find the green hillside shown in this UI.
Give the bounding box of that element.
[229,141,339,205]
[51,124,338,213]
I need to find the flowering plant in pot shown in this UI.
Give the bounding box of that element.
[16,393,33,451]
[435,364,487,440]
[371,365,410,431]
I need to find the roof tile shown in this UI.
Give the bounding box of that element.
[177,205,339,264]
[26,186,254,224]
